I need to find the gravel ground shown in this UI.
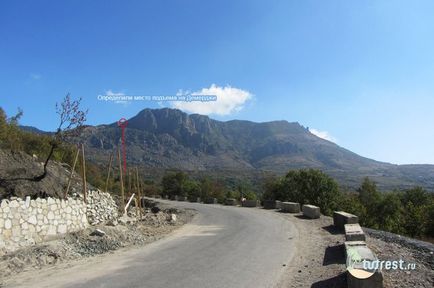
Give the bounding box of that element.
[277,212,433,288]
[0,203,195,285]
[366,229,434,288]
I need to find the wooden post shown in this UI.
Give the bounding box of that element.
[128,168,132,197]
[81,144,87,203]
[136,167,142,218]
[104,152,113,193]
[64,147,80,199]
[117,147,125,212]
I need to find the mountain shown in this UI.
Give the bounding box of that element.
[27,108,434,191]
[19,125,50,135]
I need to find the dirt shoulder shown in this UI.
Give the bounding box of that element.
[276,213,433,288]
[0,202,196,286]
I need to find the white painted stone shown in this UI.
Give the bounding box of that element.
[21,222,28,230]
[47,225,56,236]
[50,204,57,211]
[4,219,12,229]
[9,200,19,208]
[0,218,4,228]
[47,211,55,220]
[0,200,9,208]
[25,196,31,208]
[11,226,21,237]
[66,206,72,214]
[28,215,37,225]
[58,225,67,234]
[47,198,55,205]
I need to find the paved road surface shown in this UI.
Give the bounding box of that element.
[10,200,299,288]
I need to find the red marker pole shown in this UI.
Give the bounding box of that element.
[117,118,128,174]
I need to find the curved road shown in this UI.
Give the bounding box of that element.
[9,200,299,288]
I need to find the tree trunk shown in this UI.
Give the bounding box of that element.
[33,143,56,181]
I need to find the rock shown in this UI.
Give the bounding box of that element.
[169,214,177,222]
[5,219,12,229]
[28,215,37,225]
[107,219,118,226]
[25,196,31,208]
[119,214,135,225]
[151,206,161,214]
[57,224,67,234]
[90,229,106,237]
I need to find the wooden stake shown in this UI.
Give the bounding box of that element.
[118,147,125,212]
[104,152,113,193]
[81,144,87,203]
[128,168,132,197]
[136,167,142,218]
[136,168,142,208]
[64,147,80,199]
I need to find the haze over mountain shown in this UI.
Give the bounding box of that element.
[62,108,432,191]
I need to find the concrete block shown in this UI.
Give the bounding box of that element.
[275,200,282,209]
[281,202,300,213]
[345,223,366,242]
[263,200,276,209]
[204,197,217,204]
[333,211,359,229]
[224,198,237,206]
[302,204,320,219]
[242,200,258,207]
[345,241,383,288]
[188,197,201,203]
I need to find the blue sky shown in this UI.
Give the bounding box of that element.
[1,0,434,164]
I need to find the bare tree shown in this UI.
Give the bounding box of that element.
[34,94,88,181]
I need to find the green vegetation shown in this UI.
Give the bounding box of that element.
[262,169,340,215]
[263,170,434,240]
[0,107,76,165]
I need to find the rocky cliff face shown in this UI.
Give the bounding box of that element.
[24,108,434,191]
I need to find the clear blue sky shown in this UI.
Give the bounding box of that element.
[1,0,434,164]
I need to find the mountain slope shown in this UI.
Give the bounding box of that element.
[68,108,434,191]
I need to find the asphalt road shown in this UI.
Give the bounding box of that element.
[12,200,299,288]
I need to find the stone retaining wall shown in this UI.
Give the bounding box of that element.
[0,196,87,254]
